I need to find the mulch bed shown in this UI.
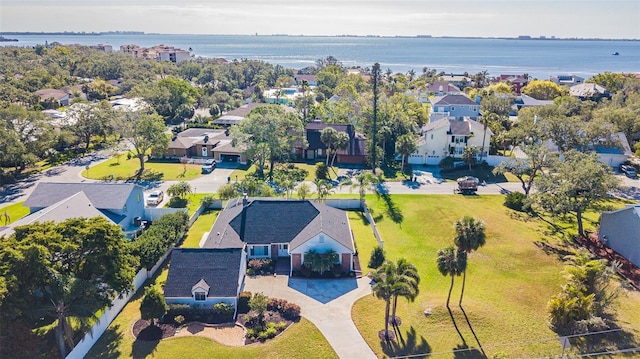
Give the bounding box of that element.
[132,319,177,341]
[576,234,640,289]
[378,329,396,341]
[237,310,295,345]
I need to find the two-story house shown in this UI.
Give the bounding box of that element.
[408,118,492,166]
[429,94,480,122]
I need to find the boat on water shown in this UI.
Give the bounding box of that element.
[612,52,619,56]
[0,36,19,42]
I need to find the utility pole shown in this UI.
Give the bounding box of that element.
[371,63,380,172]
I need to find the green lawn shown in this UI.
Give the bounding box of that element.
[164,193,216,216]
[0,201,30,225]
[230,162,338,182]
[83,157,203,181]
[352,194,640,358]
[87,260,337,359]
[180,209,219,248]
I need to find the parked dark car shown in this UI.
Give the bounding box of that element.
[620,164,637,178]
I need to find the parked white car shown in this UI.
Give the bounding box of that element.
[146,191,164,206]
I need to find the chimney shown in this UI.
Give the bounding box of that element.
[239,193,248,240]
[204,135,209,143]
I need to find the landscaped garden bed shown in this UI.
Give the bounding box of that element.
[132,319,177,341]
[237,293,301,344]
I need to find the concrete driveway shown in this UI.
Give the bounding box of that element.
[244,275,377,359]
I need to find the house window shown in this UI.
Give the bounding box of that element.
[430,134,433,140]
[319,235,325,243]
[250,245,269,257]
[194,292,206,301]
[123,204,127,213]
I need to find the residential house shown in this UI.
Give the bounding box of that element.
[120,44,190,63]
[429,94,480,122]
[598,205,640,268]
[513,94,554,111]
[213,103,267,126]
[202,197,356,275]
[35,89,69,107]
[570,83,610,101]
[164,248,246,312]
[543,132,632,168]
[163,128,247,164]
[440,73,473,89]
[22,182,148,237]
[409,118,492,166]
[299,122,367,164]
[426,81,462,96]
[550,74,584,87]
[492,75,528,94]
[294,74,317,87]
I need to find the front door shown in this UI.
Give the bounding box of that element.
[278,244,289,257]
[202,146,208,157]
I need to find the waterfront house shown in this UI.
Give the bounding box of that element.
[570,83,610,101]
[550,74,584,87]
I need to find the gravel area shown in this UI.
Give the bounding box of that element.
[174,322,246,346]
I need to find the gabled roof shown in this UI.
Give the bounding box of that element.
[203,198,354,252]
[570,83,608,97]
[426,81,461,93]
[192,278,210,293]
[34,89,68,100]
[164,248,244,298]
[0,191,116,238]
[422,118,492,137]
[24,182,141,210]
[431,94,477,106]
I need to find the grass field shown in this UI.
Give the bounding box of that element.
[180,209,219,248]
[83,157,203,181]
[0,201,29,225]
[352,194,640,358]
[230,162,339,182]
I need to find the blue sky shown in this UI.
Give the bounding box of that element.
[1,0,639,39]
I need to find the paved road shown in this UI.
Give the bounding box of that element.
[244,275,377,359]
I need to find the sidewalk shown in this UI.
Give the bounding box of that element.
[244,275,377,359]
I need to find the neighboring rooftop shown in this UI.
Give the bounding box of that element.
[24,182,141,210]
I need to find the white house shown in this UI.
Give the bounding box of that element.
[408,118,493,166]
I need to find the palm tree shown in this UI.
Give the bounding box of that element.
[315,179,334,203]
[436,246,467,309]
[349,171,380,204]
[396,133,417,174]
[453,216,486,307]
[330,132,350,168]
[478,112,498,163]
[390,258,420,326]
[320,127,338,166]
[371,261,406,341]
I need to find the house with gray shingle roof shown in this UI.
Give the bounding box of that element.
[164,248,246,311]
[598,205,640,268]
[23,182,147,237]
[430,94,480,121]
[203,197,356,275]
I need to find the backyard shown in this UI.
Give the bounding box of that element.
[351,194,640,358]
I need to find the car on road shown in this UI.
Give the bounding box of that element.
[620,164,637,178]
[201,159,217,173]
[146,191,164,206]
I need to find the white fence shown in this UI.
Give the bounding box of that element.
[324,198,362,210]
[145,207,187,221]
[484,154,510,167]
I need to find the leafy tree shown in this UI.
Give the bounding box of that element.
[233,105,305,180]
[249,292,269,324]
[139,77,200,122]
[65,103,111,153]
[218,182,239,200]
[587,72,626,93]
[453,216,486,307]
[492,144,553,196]
[478,112,499,163]
[533,150,619,237]
[167,181,192,199]
[116,112,169,174]
[395,133,417,173]
[436,246,467,309]
[390,258,420,325]
[0,217,138,358]
[140,286,167,327]
[368,246,386,269]
[521,80,566,100]
[315,162,329,180]
[331,132,350,168]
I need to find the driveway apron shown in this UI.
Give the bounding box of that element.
[244,275,377,359]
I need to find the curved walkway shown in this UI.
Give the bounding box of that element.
[244,275,377,359]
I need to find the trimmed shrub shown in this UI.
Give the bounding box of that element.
[264,327,277,339]
[504,191,528,212]
[315,162,329,180]
[238,291,252,313]
[282,302,301,320]
[276,321,287,331]
[368,246,385,269]
[267,298,287,312]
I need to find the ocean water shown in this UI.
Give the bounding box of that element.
[3,34,639,79]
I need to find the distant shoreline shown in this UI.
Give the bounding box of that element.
[1,31,638,42]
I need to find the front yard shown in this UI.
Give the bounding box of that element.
[352,195,640,358]
[0,201,29,225]
[83,156,203,181]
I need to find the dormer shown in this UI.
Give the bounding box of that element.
[191,278,210,301]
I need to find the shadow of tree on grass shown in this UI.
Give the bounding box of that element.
[452,343,485,359]
[380,192,403,225]
[85,325,123,359]
[380,326,431,359]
